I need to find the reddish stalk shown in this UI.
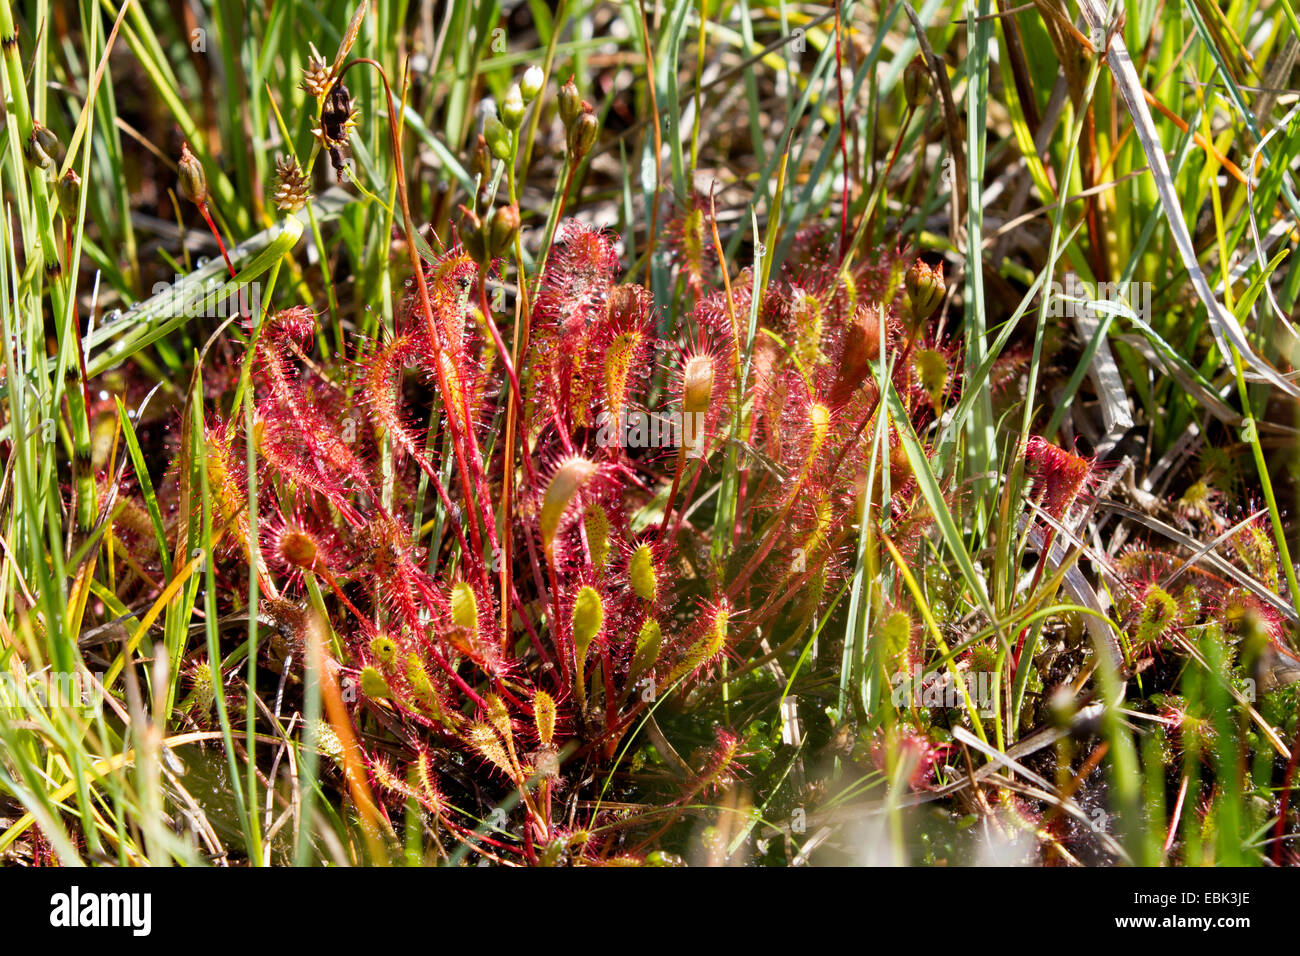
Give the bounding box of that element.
[656,446,691,544]
[498,228,533,651]
[1009,503,1054,686]
[725,317,923,602]
[345,58,491,592]
[477,272,538,650]
[197,201,236,278]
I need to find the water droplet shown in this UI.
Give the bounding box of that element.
[104,308,122,324]
[97,390,109,401]
[196,256,211,269]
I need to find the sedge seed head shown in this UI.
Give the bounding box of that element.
[273,155,310,212]
[300,45,333,98]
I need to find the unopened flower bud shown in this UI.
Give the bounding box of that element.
[56,169,81,220]
[558,78,581,128]
[488,204,520,258]
[905,259,944,324]
[521,65,544,103]
[484,116,511,161]
[502,84,526,130]
[178,143,208,206]
[904,55,931,111]
[567,106,598,161]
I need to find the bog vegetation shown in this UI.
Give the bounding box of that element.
[0,0,1298,866]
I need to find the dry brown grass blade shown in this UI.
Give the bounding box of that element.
[903,3,967,215]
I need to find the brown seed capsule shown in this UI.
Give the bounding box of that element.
[56,169,81,220]
[905,259,945,325]
[25,123,60,170]
[470,134,492,187]
[567,105,598,161]
[459,207,488,265]
[904,55,931,111]
[488,204,520,258]
[178,143,208,206]
[558,78,581,129]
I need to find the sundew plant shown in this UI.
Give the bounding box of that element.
[0,0,1298,867]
